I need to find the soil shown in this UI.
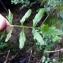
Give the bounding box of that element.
[0,3,63,63]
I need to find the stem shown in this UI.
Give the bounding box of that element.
[40,8,56,27]
[45,48,63,53]
[45,50,60,53]
[7,24,34,29]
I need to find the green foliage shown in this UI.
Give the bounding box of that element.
[19,9,32,49]
[4,8,45,49]
[42,56,46,62]
[0,39,7,50]
[5,10,13,42]
[33,8,45,26]
[38,24,63,51]
[0,35,7,50]
[38,0,63,13]
[0,1,63,62]
[11,0,35,9]
[6,10,13,24]
[11,0,30,5]
[45,14,59,26]
[5,28,13,42]
[42,56,58,63]
[0,30,5,39]
[1,7,62,51]
[11,0,22,4]
[0,42,6,49]
[19,29,26,49]
[20,9,32,25]
[32,28,44,45]
[38,0,47,4]
[40,24,63,36]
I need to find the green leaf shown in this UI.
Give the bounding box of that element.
[20,9,32,25]
[53,36,61,42]
[45,15,59,26]
[6,10,13,24]
[5,28,13,42]
[0,30,5,39]
[42,56,46,63]
[32,28,44,45]
[19,29,26,49]
[33,8,45,26]
[40,24,63,36]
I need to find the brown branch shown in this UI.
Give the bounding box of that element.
[45,48,63,53]
[4,50,10,63]
[28,49,33,63]
[0,0,8,12]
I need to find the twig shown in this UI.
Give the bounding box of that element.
[0,0,8,12]
[8,51,19,63]
[45,48,63,53]
[0,53,5,54]
[28,49,33,63]
[4,50,10,63]
[40,8,56,26]
[38,58,42,63]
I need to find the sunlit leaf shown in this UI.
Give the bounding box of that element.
[20,9,32,25]
[5,28,13,42]
[6,10,13,24]
[19,29,26,49]
[33,8,45,26]
[32,28,44,45]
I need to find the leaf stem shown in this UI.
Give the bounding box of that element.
[7,24,34,29]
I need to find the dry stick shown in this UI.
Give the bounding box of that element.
[28,49,33,63]
[4,50,10,63]
[8,51,19,63]
[45,48,63,53]
[28,50,38,63]
[0,0,8,12]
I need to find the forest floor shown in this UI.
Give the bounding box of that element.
[0,4,63,63]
